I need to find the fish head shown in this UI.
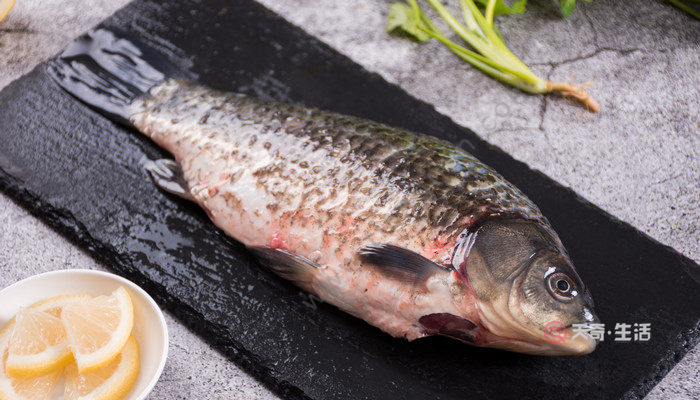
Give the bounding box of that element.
[454,218,598,355]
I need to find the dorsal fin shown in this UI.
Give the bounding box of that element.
[358,244,449,285]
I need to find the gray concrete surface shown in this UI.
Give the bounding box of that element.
[0,0,697,398]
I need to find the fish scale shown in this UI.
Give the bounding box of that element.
[133,80,547,262]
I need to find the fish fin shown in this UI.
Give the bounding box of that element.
[143,158,194,201]
[249,247,318,294]
[358,244,449,285]
[418,313,476,343]
[47,28,184,125]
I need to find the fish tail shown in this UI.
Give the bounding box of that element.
[47,28,183,125]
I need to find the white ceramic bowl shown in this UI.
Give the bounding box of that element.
[0,269,168,400]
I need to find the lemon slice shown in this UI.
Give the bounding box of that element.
[5,308,72,379]
[64,336,140,400]
[61,288,134,374]
[0,324,62,400]
[0,0,16,24]
[1,295,91,329]
[31,295,92,319]
[1,294,90,380]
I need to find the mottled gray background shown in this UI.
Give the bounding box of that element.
[0,0,697,398]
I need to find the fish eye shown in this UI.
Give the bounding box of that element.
[556,279,569,292]
[546,272,576,302]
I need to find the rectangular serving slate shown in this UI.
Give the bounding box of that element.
[0,0,698,399]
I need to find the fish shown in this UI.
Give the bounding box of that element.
[48,28,598,356]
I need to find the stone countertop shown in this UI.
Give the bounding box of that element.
[0,0,697,398]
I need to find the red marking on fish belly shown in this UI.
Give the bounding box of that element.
[322,233,332,247]
[269,233,288,250]
[421,234,458,264]
[422,235,448,258]
[334,216,355,235]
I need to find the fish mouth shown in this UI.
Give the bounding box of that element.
[554,323,597,353]
[544,324,598,356]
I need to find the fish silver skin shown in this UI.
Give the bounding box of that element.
[49,29,598,355]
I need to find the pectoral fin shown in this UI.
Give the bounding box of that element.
[358,244,449,286]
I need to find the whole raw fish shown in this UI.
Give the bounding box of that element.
[49,29,598,355]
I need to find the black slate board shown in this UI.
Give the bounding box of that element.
[0,0,698,399]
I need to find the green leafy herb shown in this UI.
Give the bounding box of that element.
[387,2,432,42]
[386,0,599,111]
[474,0,527,16]
[558,0,592,17]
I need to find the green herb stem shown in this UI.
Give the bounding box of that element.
[387,0,600,111]
[667,0,700,20]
